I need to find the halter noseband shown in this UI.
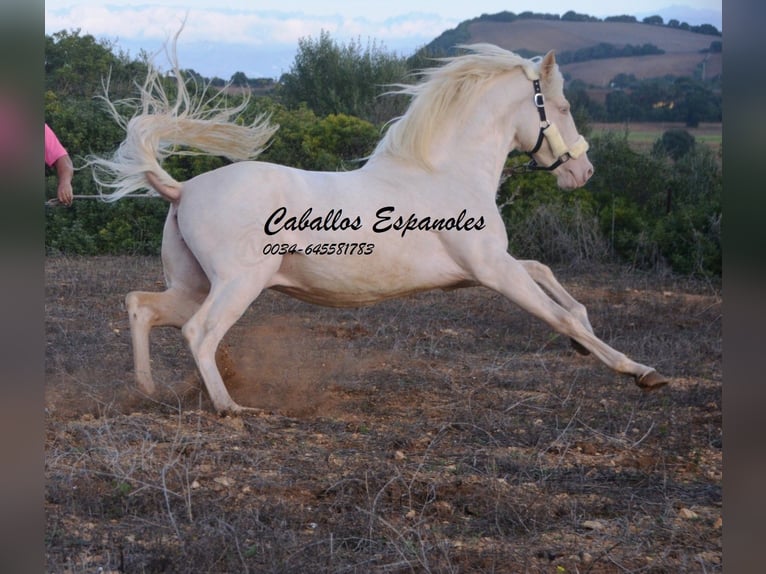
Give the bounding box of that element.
[517,79,589,173]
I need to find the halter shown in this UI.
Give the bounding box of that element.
[513,78,589,174]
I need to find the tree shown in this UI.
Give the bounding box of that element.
[610,73,638,89]
[562,11,598,22]
[653,129,696,162]
[672,77,720,127]
[230,71,248,87]
[499,169,606,265]
[605,15,638,23]
[566,80,599,132]
[643,15,664,26]
[651,129,696,214]
[279,30,409,123]
[46,29,144,99]
[583,131,721,276]
[694,24,721,36]
[650,145,722,275]
[584,132,667,266]
[605,90,636,122]
[253,100,379,171]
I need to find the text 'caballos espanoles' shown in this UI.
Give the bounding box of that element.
[264,206,486,238]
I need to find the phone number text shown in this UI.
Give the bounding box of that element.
[263,242,375,256]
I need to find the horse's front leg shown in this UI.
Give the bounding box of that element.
[125,288,202,395]
[470,250,667,389]
[519,259,594,355]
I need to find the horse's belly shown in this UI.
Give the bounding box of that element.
[267,252,466,307]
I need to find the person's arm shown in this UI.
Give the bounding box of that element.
[54,154,74,206]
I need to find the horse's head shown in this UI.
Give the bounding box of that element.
[517,51,594,190]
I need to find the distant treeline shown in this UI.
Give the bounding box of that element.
[555,42,665,65]
[471,10,720,35]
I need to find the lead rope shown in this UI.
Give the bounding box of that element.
[45,193,159,206]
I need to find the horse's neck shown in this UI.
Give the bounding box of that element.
[365,71,528,193]
[425,75,526,186]
[364,124,511,202]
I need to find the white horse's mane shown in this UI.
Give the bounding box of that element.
[372,44,561,167]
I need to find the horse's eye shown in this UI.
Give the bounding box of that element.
[561,106,570,115]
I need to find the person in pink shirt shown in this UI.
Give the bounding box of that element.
[45,123,74,206]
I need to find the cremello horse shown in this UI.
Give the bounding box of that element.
[90,43,667,414]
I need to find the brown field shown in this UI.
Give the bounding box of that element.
[562,52,721,86]
[45,256,721,572]
[468,21,716,55]
[590,122,722,152]
[466,20,721,87]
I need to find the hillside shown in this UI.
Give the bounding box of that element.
[426,18,721,88]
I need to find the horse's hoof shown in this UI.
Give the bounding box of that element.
[570,338,591,356]
[216,403,263,417]
[636,370,669,390]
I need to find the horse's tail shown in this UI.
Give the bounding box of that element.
[87,30,278,203]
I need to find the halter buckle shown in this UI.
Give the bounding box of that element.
[534,93,545,108]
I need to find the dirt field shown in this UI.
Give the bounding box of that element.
[468,20,717,56]
[465,19,722,88]
[562,52,721,87]
[45,256,721,573]
[590,122,722,153]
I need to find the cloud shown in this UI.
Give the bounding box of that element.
[45,4,452,48]
[45,4,459,77]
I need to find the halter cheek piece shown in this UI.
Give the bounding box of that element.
[519,79,589,173]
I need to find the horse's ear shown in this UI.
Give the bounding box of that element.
[541,50,557,80]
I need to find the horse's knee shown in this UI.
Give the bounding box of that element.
[181,319,202,349]
[125,291,140,314]
[572,300,592,328]
[126,291,154,324]
[522,259,553,280]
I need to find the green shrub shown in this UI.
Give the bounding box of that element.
[499,167,608,266]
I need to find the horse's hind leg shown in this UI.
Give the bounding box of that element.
[126,288,202,395]
[127,203,209,395]
[520,260,593,355]
[181,269,275,414]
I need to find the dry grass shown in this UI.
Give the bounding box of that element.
[464,19,722,87]
[468,20,717,56]
[45,256,721,572]
[590,122,722,153]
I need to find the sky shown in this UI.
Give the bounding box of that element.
[45,0,723,79]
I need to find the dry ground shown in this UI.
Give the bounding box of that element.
[45,256,722,573]
[590,122,722,154]
[465,19,722,88]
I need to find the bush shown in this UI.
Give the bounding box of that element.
[252,101,380,171]
[279,31,409,124]
[653,129,696,161]
[499,169,608,266]
[584,132,721,277]
[45,195,168,256]
[650,144,722,275]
